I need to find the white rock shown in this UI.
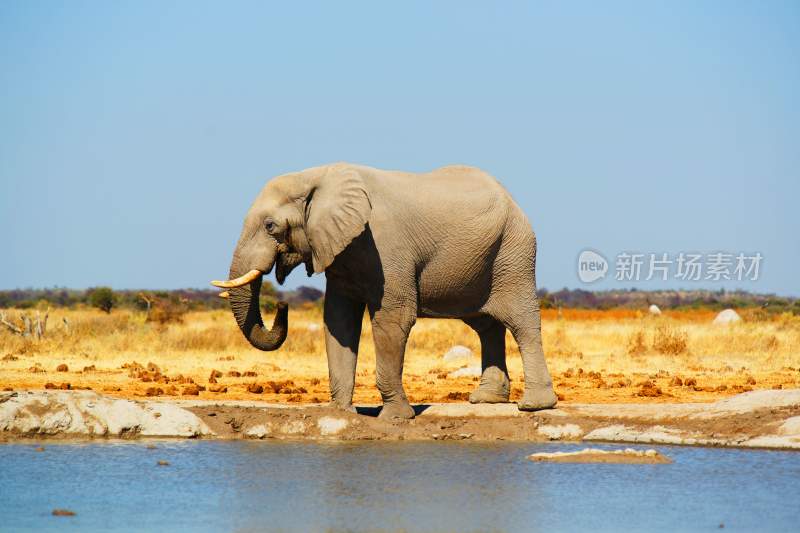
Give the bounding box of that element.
[583,424,690,445]
[245,424,271,439]
[778,416,800,436]
[692,389,800,418]
[317,416,348,436]
[528,447,660,459]
[0,391,212,437]
[648,304,661,315]
[443,345,473,362]
[713,308,741,325]
[741,435,800,449]
[537,424,583,440]
[448,365,482,378]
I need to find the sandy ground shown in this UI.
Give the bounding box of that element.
[1,307,799,407]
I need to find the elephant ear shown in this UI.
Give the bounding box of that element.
[305,167,371,273]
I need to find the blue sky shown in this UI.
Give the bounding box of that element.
[1,1,798,295]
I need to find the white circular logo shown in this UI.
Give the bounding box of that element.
[577,249,608,283]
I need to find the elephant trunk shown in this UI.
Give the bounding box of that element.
[227,263,288,352]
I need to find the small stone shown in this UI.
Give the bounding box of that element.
[226,370,241,377]
[56,364,68,372]
[246,383,264,394]
[636,381,663,397]
[182,384,201,396]
[52,509,76,516]
[157,460,170,466]
[648,304,661,315]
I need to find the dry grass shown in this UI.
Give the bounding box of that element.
[1,306,798,404]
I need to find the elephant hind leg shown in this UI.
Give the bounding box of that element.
[504,308,557,411]
[487,292,557,411]
[463,316,510,404]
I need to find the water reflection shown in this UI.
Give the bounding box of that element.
[1,441,798,532]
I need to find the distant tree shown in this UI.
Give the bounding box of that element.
[88,287,115,313]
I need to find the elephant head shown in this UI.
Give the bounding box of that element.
[211,164,371,351]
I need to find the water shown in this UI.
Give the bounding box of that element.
[1,441,798,532]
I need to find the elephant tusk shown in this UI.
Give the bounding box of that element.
[218,291,230,299]
[211,269,263,288]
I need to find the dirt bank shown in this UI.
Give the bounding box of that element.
[2,389,799,449]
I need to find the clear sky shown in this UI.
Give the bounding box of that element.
[1,1,798,295]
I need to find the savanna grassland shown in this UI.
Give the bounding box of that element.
[1,306,799,405]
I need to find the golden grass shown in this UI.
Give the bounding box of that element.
[1,307,798,404]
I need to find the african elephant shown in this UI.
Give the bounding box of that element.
[212,163,557,418]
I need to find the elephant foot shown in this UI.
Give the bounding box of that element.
[328,401,357,414]
[469,366,510,404]
[517,385,558,411]
[378,400,415,420]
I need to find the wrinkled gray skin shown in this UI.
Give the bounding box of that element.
[225,163,557,419]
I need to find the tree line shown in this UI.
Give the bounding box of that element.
[0,285,797,316]
[0,282,324,313]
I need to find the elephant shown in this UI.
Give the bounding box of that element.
[212,163,557,418]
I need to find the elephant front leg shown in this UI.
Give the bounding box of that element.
[370,306,416,420]
[324,288,365,413]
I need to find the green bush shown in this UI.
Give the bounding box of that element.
[88,287,115,313]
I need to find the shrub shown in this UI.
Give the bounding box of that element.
[138,292,187,325]
[652,325,688,355]
[626,329,647,356]
[87,287,115,313]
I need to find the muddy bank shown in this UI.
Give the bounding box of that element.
[1,390,799,449]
